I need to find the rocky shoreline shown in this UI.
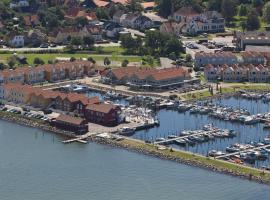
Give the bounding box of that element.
[0,112,76,139]
[89,137,270,186]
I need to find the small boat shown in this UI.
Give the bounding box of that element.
[118,127,136,135]
[168,135,178,139]
[174,139,186,146]
[156,137,166,142]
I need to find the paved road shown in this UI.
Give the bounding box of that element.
[0,46,65,52]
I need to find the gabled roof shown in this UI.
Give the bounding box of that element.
[86,103,119,113]
[55,114,86,125]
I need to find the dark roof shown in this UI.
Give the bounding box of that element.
[56,114,86,125]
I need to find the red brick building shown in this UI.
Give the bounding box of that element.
[85,103,120,126]
[51,114,88,134]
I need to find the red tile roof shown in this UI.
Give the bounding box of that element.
[141,2,155,9]
[86,103,119,113]
[110,66,190,81]
[93,0,110,7]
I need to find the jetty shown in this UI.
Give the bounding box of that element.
[62,132,97,144]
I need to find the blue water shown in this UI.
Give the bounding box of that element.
[0,120,270,200]
[86,90,129,105]
[133,97,270,168]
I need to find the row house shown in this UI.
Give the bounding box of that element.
[0,84,36,104]
[0,70,25,84]
[204,64,270,83]
[19,66,45,84]
[195,52,238,68]
[204,64,220,81]
[240,51,266,65]
[0,61,96,86]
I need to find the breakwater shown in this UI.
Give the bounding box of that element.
[89,136,270,185]
[0,110,270,185]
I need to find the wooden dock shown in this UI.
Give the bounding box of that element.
[62,132,97,144]
[215,144,270,159]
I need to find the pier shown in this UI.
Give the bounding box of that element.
[215,144,270,159]
[62,132,97,144]
[154,130,218,145]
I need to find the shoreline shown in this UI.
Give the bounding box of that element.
[89,137,270,185]
[1,109,270,186]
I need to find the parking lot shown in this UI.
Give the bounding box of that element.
[0,104,55,122]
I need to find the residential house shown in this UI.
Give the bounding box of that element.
[0,69,25,84]
[22,15,40,27]
[65,8,99,24]
[19,66,45,84]
[10,0,29,9]
[133,15,153,30]
[2,84,35,104]
[113,10,125,24]
[160,21,184,37]
[85,103,120,126]
[81,0,110,8]
[83,25,103,41]
[171,7,225,35]
[104,22,124,38]
[241,51,266,65]
[203,64,220,81]
[9,35,24,47]
[53,27,91,44]
[25,29,47,47]
[141,1,156,11]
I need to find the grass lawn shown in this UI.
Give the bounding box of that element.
[0,52,151,66]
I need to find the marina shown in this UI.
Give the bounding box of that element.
[1,120,270,200]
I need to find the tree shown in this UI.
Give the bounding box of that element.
[263,2,270,23]
[240,21,247,31]
[96,8,110,20]
[164,37,183,57]
[246,9,260,30]
[88,57,96,64]
[186,54,192,62]
[71,37,82,46]
[0,63,6,70]
[126,0,143,12]
[155,0,173,17]
[238,4,248,16]
[83,36,95,47]
[120,34,142,53]
[75,17,88,27]
[207,0,222,12]
[104,57,111,66]
[121,59,129,67]
[70,57,76,62]
[221,0,237,22]
[33,57,45,65]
